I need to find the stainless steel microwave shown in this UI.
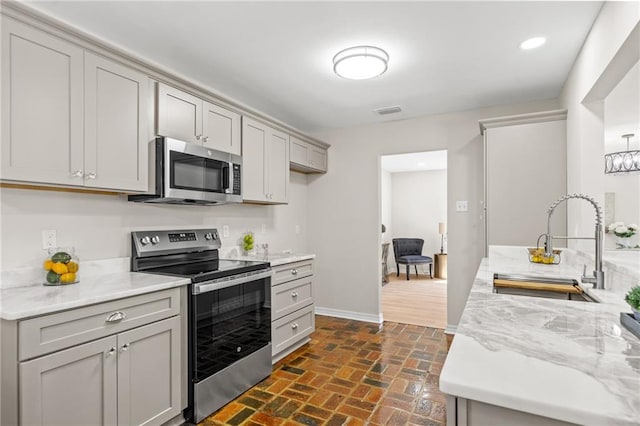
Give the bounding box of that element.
[129,137,242,205]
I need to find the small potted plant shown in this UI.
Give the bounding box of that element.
[607,222,638,249]
[625,286,640,321]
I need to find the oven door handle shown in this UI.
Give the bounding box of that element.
[192,269,272,294]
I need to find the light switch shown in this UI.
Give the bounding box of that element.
[456,201,468,212]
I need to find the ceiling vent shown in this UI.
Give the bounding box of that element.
[375,106,402,116]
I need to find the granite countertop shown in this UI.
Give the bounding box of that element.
[224,253,316,267]
[440,246,640,425]
[0,258,190,320]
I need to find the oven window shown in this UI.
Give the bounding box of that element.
[171,152,225,193]
[192,278,270,382]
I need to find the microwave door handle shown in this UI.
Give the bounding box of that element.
[223,162,232,194]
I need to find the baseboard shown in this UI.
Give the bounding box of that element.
[314,306,383,324]
[445,324,457,335]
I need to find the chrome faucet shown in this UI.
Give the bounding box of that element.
[545,193,604,290]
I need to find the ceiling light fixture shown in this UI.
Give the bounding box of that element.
[519,37,546,50]
[605,133,640,174]
[333,46,389,80]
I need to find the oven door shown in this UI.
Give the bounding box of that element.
[163,137,242,203]
[190,270,271,383]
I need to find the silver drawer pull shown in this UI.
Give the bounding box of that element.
[291,269,298,275]
[71,170,84,178]
[105,347,116,357]
[291,291,298,298]
[120,343,129,352]
[85,172,97,179]
[106,311,126,323]
[291,323,298,330]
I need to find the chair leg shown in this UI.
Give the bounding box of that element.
[406,264,410,280]
[396,264,400,277]
[415,265,418,276]
[430,264,433,279]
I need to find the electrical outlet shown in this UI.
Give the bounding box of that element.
[222,225,229,238]
[295,225,301,235]
[42,230,57,249]
[456,201,468,212]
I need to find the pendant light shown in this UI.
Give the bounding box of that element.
[605,133,640,174]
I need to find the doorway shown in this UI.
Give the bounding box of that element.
[380,150,447,329]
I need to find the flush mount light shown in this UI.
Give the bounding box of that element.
[333,46,389,80]
[519,37,546,50]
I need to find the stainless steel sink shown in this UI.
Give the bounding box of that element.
[493,273,598,302]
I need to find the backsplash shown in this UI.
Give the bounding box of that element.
[0,172,309,272]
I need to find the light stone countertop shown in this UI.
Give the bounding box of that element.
[440,246,640,426]
[0,258,190,320]
[223,253,316,267]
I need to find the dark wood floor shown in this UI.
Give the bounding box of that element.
[199,315,449,426]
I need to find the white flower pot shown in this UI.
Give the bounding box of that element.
[616,236,633,249]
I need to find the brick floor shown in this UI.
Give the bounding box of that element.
[199,315,448,426]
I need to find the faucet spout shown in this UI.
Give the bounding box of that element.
[545,193,604,290]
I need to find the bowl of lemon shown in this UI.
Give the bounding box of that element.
[43,247,79,285]
[528,247,561,265]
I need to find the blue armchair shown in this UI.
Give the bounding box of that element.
[392,238,433,280]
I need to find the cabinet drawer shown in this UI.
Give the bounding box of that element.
[272,277,313,320]
[272,305,315,356]
[19,288,181,361]
[272,260,313,286]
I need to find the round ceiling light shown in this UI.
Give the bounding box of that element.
[519,37,546,50]
[333,46,389,80]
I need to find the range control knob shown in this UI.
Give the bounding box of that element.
[151,235,160,244]
[204,232,214,241]
[140,236,151,246]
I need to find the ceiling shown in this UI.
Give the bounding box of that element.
[22,1,603,135]
[382,151,447,173]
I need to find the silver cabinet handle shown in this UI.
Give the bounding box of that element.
[291,323,298,330]
[105,347,116,357]
[291,269,298,276]
[120,343,129,352]
[203,136,209,143]
[196,134,202,141]
[291,291,298,298]
[85,172,96,179]
[106,311,126,323]
[71,170,84,178]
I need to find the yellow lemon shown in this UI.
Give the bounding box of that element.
[51,262,68,274]
[67,261,79,273]
[43,259,54,271]
[60,272,76,283]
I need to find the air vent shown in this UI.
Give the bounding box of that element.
[375,106,402,115]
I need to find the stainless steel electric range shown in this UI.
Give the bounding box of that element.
[131,229,272,423]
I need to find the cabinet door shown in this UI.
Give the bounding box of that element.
[242,117,268,202]
[267,129,290,203]
[117,316,181,426]
[84,53,149,191]
[1,18,84,185]
[20,335,117,426]
[202,101,241,155]
[309,146,327,172]
[290,136,309,166]
[156,83,202,144]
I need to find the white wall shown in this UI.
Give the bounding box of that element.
[309,98,560,328]
[0,172,309,270]
[381,170,392,244]
[388,170,447,272]
[561,2,640,251]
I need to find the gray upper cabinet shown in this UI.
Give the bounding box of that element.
[242,117,289,204]
[84,52,149,191]
[156,83,241,155]
[1,18,149,192]
[1,18,84,186]
[290,136,327,173]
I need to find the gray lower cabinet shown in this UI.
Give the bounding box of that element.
[16,289,183,426]
[271,260,315,362]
